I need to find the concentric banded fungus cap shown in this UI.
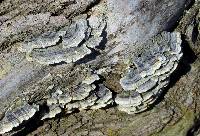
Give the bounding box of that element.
[0,104,39,134]
[115,32,183,114]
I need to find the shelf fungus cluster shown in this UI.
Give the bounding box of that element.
[0,0,186,134]
[0,104,39,134]
[115,32,182,113]
[42,73,113,120]
[18,15,104,65]
[0,29,182,134]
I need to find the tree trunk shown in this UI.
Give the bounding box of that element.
[0,0,200,136]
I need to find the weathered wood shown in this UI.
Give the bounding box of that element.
[0,0,200,135]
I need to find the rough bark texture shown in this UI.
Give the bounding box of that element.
[0,0,200,136]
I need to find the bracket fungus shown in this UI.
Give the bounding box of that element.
[0,104,39,134]
[116,32,182,113]
[18,15,104,65]
[0,0,188,134]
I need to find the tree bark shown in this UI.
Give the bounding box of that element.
[0,0,200,136]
